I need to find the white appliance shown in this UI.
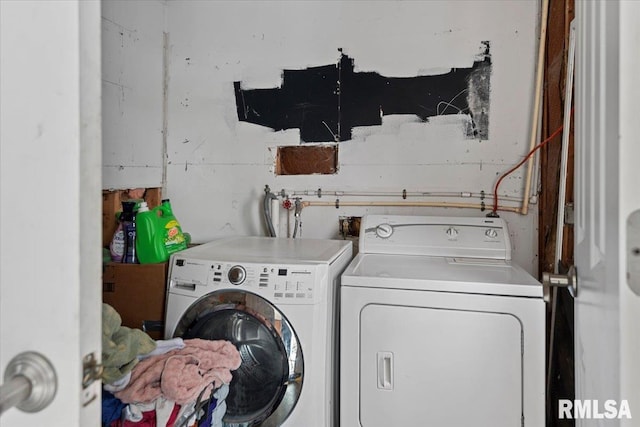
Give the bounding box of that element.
[340,215,545,427]
[165,236,352,427]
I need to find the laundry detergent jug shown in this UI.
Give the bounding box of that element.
[135,199,188,264]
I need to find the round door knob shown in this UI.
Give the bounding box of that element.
[1,351,57,415]
[228,265,246,285]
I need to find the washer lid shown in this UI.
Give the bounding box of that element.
[175,236,350,264]
[342,253,542,298]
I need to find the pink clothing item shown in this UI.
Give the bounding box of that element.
[161,355,216,404]
[114,354,165,404]
[114,339,241,405]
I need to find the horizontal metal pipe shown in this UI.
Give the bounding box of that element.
[284,189,525,203]
[300,200,522,213]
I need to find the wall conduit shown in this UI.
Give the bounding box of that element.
[521,0,550,215]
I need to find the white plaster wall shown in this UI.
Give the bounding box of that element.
[102,0,166,188]
[100,0,540,274]
[162,0,540,274]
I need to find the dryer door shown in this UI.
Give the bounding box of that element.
[359,303,522,427]
[173,290,303,426]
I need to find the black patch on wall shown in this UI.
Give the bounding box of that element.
[234,42,491,142]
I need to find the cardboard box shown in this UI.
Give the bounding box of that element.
[102,262,168,340]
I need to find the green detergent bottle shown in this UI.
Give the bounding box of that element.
[157,199,188,255]
[135,202,165,264]
[135,199,188,264]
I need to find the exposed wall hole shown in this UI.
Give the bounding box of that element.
[275,145,338,175]
[339,216,361,238]
[234,42,491,142]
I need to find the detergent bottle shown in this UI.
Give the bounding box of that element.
[135,202,165,264]
[135,200,188,264]
[109,214,125,263]
[156,199,188,256]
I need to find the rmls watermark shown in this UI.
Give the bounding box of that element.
[559,400,632,419]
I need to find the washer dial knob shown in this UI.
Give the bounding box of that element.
[376,223,394,239]
[228,265,246,285]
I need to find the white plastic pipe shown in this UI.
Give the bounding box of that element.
[521,0,550,215]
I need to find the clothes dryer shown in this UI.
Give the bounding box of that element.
[165,236,352,426]
[340,215,545,427]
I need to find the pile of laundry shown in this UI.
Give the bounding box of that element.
[101,304,241,427]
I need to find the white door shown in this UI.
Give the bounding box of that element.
[574,0,640,424]
[0,1,102,425]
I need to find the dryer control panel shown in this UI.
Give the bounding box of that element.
[360,215,512,260]
[168,257,322,304]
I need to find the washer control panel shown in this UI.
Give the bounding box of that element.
[168,257,319,303]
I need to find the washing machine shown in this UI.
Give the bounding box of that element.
[164,236,352,427]
[340,215,545,427]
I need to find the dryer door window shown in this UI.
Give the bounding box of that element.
[173,290,303,426]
